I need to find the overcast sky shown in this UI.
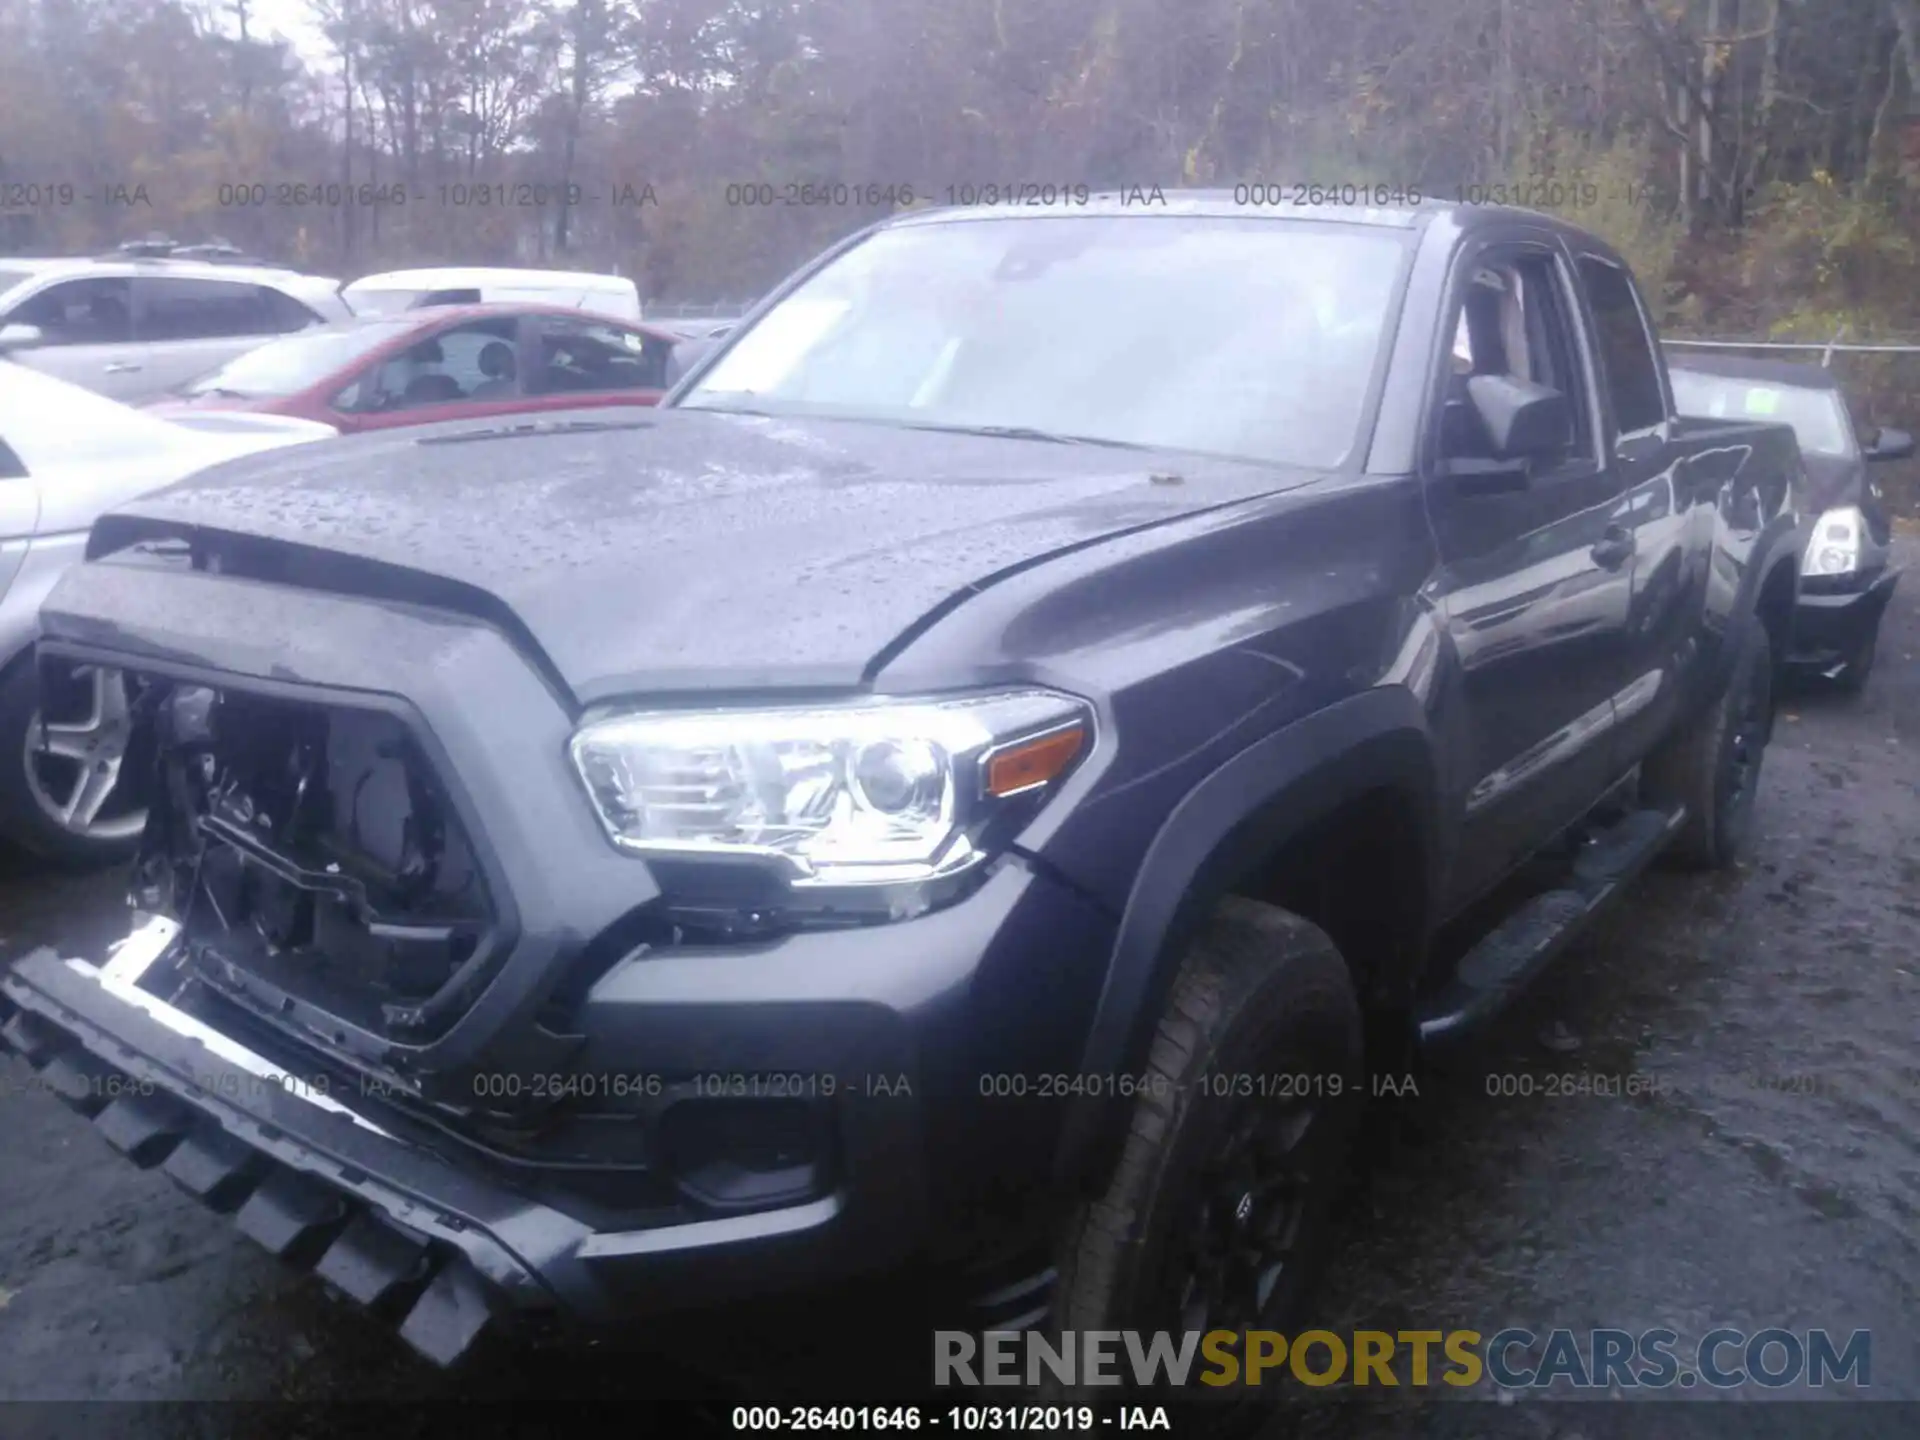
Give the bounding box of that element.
[237,0,332,68]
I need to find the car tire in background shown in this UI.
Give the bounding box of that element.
[1644,618,1774,871]
[0,656,146,866]
[1045,898,1364,1423]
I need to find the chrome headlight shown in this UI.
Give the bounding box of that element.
[569,690,1093,893]
[1803,505,1864,577]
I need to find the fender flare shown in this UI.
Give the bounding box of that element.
[1050,684,1446,1193]
[1719,510,1802,695]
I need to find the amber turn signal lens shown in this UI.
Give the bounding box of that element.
[985,726,1086,797]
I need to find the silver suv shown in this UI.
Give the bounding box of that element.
[0,253,351,404]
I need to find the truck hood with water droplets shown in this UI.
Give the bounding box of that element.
[90,407,1322,702]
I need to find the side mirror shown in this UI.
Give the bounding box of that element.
[1866,426,1914,462]
[1467,373,1573,460]
[0,322,45,352]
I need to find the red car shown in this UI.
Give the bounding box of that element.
[146,303,679,432]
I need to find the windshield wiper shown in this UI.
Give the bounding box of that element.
[677,396,784,418]
[417,417,654,445]
[185,386,251,400]
[679,405,1153,450]
[893,421,1152,450]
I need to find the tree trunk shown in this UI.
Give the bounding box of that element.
[1495,0,1513,171]
[233,0,252,117]
[1672,73,1695,234]
[1699,0,1719,220]
[1891,0,1920,90]
[556,0,596,255]
[1742,0,1782,210]
[1888,0,1920,184]
[340,30,355,266]
[1865,22,1909,191]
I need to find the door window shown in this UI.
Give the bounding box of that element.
[339,316,521,412]
[1578,257,1666,436]
[1438,253,1592,469]
[260,286,326,333]
[6,277,133,345]
[531,316,671,395]
[135,276,313,340]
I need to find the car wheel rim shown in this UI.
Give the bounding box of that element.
[1173,1099,1320,1335]
[23,664,147,842]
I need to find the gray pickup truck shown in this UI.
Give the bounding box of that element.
[1,195,1801,1391]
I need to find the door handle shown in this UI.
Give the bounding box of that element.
[1590,526,1634,570]
[103,361,143,374]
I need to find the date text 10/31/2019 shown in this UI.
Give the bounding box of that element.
[729,1406,1172,1432]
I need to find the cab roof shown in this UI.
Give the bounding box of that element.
[310,301,675,342]
[0,255,339,292]
[345,267,638,293]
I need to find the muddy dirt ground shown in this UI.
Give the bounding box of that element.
[3,540,1917,1438]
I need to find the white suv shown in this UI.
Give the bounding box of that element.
[0,255,352,404]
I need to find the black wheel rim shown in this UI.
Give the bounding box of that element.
[1172,1097,1322,1335]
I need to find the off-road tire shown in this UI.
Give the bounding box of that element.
[1644,618,1773,871]
[1045,898,1363,1417]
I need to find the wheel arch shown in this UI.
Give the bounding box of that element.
[1735,512,1801,672]
[1754,550,1797,662]
[1051,685,1446,1196]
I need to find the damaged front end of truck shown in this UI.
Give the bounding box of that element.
[0,515,930,1367]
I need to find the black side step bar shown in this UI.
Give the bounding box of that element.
[1416,805,1686,1047]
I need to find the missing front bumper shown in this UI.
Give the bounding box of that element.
[0,916,864,1366]
[1789,567,1900,667]
[0,918,549,1366]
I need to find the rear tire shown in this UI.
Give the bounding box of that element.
[1046,898,1364,1421]
[1643,618,1773,871]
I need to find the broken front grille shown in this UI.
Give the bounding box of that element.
[131,678,503,1056]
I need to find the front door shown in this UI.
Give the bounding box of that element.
[1425,236,1636,912]
[2,276,145,400]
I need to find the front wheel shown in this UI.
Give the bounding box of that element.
[1643,618,1773,870]
[1048,899,1363,1411]
[0,658,147,866]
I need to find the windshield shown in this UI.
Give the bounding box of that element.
[181,321,414,397]
[677,215,1409,469]
[1670,369,1853,457]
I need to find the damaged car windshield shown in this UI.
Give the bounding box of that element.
[676,215,1409,469]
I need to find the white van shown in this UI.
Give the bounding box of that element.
[341,267,642,322]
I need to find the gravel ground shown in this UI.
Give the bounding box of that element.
[2,538,1917,1437]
